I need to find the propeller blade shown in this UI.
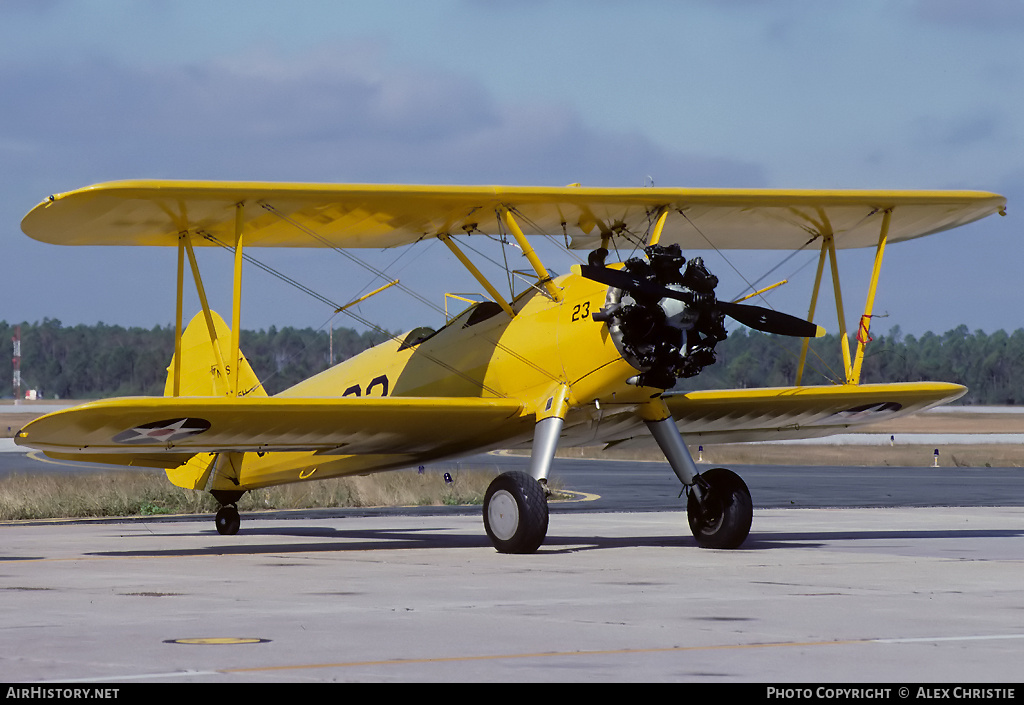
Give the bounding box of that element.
[576,264,665,299]
[718,301,824,338]
[576,263,825,338]
[577,266,647,293]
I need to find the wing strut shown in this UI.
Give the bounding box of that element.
[437,234,515,318]
[229,203,245,397]
[171,205,248,398]
[851,209,891,384]
[795,240,828,386]
[173,235,185,396]
[500,207,563,302]
[646,207,670,247]
[793,231,852,384]
[181,233,231,395]
[795,208,893,386]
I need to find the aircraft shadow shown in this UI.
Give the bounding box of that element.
[744,527,1024,550]
[83,525,1024,559]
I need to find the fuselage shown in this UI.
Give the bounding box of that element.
[280,272,655,413]
[227,273,659,490]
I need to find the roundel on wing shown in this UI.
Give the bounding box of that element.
[113,417,212,444]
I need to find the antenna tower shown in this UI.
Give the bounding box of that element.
[12,325,21,404]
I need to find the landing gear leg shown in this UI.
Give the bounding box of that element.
[644,415,752,549]
[482,414,561,553]
[528,415,564,493]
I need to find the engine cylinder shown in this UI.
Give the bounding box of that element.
[596,244,727,389]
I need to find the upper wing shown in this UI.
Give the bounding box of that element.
[22,180,1005,251]
[15,396,528,459]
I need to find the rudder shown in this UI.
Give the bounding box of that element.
[163,311,267,489]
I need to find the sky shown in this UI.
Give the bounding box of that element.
[2,0,1022,342]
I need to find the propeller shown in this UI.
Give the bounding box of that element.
[576,264,823,340]
[573,244,824,389]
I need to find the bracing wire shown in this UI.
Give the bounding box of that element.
[259,202,444,316]
[260,203,567,387]
[199,233,507,396]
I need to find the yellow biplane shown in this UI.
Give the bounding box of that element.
[15,181,1006,552]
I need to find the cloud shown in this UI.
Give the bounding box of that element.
[0,41,765,330]
[0,44,765,188]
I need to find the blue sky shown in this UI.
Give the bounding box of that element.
[2,0,1022,340]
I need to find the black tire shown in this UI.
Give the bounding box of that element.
[686,467,752,549]
[483,471,549,554]
[215,505,241,536]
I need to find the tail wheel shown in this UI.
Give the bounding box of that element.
[686,468,752,549]
[215,505,241,536]
[483,471,549,554]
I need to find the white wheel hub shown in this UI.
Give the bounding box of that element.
[487,489,520,541]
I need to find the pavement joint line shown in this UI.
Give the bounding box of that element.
[39,634,1024,679]
[220,635,995,676]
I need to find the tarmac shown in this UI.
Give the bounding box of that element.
[2,506,1023,684]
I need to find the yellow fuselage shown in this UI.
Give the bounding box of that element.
[226,273,652,490]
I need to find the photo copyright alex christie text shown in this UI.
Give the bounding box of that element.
[766,687,1016,700]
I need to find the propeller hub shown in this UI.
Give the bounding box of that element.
[581,243,823,389]
[593,244,726,389]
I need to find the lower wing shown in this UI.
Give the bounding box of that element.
[16,396,528,461]
[579,381,966,448]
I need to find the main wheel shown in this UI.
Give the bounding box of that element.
[686,467,752,549]
[215,505,241,536]
[483,471,549,554]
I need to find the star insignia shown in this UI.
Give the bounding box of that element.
[113,417,211,445]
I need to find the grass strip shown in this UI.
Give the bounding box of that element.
[0,468,497,521]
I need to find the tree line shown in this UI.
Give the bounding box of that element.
[675,324,1024,405]
[2,319,1022,405]
[2,319,387,399]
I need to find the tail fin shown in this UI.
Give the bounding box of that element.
[163,311,266,490]
[164,310,267,398]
